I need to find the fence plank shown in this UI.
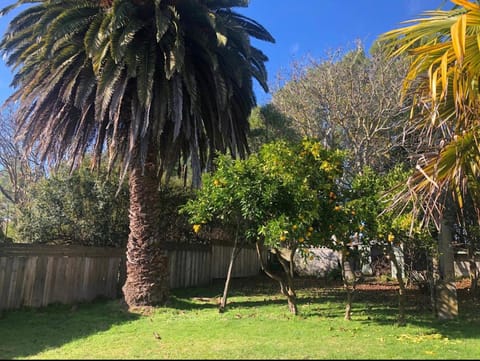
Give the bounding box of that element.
[74,257,86,302]
[53,256,68,304]
[31,256,48,307]
[168,251,176,288]
[81,257,90,301]
[42,256,55,307]
[7,256,21,308]
[0,257,8,309]
[64,256,75,304]
[106,257,117,298]
[11,257,26,307]
[3,258,11,308]
[22,256,37,307]
[181,250,187,288]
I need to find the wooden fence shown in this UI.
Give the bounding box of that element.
[0,244,124,311]
[0,242,264,311]
[168,242,263,288]
[453,252,480,278]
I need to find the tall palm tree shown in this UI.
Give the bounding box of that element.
[0,0,274,307]
[379,0,480,319]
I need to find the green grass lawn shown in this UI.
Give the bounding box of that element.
[0,276,479,360]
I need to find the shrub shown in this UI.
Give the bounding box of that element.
[15,166,129,247]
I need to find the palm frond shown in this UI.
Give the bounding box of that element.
[379,1,480,226]
[218,10,275,43]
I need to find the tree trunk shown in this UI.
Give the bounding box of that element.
[255,242,298,315]
[468,244,478,299]
[388,243,406,326]
[275,248,298,315]
[219,229,242,313]
[122,151,169,308]
[341,249,355,320]
[427,252,439,317]
[436,200,458,320]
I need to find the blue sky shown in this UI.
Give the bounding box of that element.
[0,0,449,106]
[238,0,449,104]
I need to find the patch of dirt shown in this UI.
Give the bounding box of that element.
[213,274,477,304]
[128,305,156,316]
[356,282,400,291]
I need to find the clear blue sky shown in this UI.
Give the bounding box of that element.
[0,0,449,106]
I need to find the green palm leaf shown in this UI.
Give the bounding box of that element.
[379,0,480,223]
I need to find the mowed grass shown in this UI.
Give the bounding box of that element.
[0,276,479,360]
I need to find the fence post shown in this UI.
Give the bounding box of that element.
[117,252,127,298]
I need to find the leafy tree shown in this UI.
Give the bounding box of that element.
[271,41,411,176]
[15,164,129,247]
[373,167,435,325]
[346,165,435,325]
[247,104,300,152]
[0,172,13,241]
[181,139,347,314]
[0,106,45,236]
[1,0,274,307]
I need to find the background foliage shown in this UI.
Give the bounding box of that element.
[15,165,129,247]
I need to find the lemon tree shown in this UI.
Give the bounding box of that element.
[345,164,435,325]
[181,139,346,314]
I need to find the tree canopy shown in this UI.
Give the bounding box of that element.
[271,41,411,176]
[1,0,275,187]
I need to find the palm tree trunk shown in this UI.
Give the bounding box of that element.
[122,150,169,308]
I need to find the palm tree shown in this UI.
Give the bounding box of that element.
[379,0,480,319]
[0,0,274,307]
[379,0,480,220]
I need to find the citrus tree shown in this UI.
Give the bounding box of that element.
[181,139,347,314]
[346,165,436,325]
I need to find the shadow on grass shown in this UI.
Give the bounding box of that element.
[168,276,289,311]
[295,278,480,341]
[2,275,478,359]
[0,297,140,359]
[170,274,480,342]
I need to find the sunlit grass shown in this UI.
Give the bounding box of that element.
[0,276,479,359]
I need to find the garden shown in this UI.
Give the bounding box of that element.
[0,0,480,359]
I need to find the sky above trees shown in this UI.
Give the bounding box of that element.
[0,0,449,106]
[238,0,449,104]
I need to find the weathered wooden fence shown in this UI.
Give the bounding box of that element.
[168,242,263,288]
[0,244,124,311]
[453,252,480,278]
[0,242,264,311]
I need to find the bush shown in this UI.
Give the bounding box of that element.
[157,184,206,244]
[15,166,129,247]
